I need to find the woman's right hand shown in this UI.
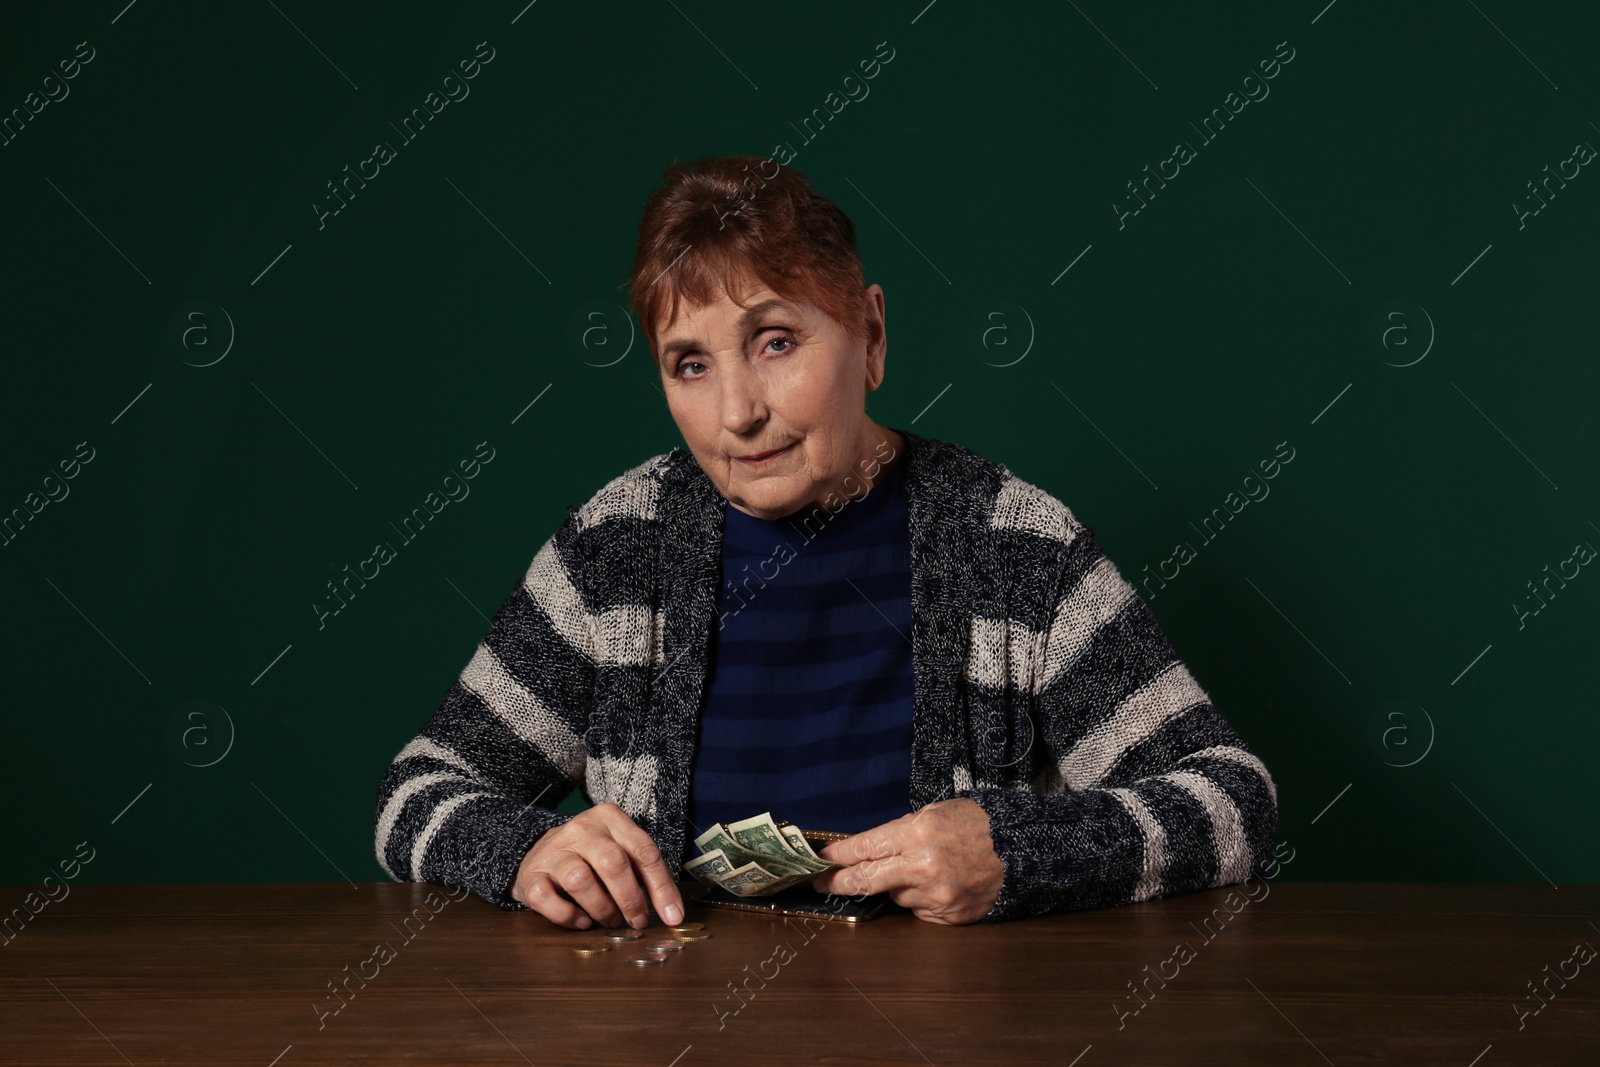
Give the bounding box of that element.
[509,802,685,930]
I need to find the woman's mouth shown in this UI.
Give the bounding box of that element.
[734,442,794,466]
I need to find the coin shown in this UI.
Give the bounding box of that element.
[674,931,711,941]
[572,944,610,957]
[603,929,645,942]
[646,939,685,953]
[626,955,668,966]
[669,922,705,932]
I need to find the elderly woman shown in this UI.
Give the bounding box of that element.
[374,156,1278,928]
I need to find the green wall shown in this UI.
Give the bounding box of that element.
[3,0,1596,894]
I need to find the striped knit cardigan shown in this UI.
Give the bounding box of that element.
[374,426,1279,922]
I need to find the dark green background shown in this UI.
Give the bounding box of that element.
[2,0,1595,894]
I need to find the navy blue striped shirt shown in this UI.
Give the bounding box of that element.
[684,455,915,855]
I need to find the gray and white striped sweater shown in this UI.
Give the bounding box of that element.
[374,427,1279,922]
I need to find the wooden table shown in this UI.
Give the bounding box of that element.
[2,882,1595,1065]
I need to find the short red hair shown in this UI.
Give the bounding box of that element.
[628,156,871,363]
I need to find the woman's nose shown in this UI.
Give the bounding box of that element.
[720,359,768,431]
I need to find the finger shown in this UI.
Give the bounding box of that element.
[553,855,626,928]
[904,887,987,926]
[582,838,653,929]
[889,882,957,922]
[819,815,910,865]
[811,853,918,899]
[909,903,962,926]
[519,873,592,930]
[605,817,684,926]
[816,837,854,865]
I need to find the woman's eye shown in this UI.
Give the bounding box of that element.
[678,360,707,378]
[766,335,795,354]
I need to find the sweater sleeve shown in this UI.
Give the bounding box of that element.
[961,521,1278,922]
[373,506,596,910]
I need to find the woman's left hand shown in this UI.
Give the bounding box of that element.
[809,798,1005,925]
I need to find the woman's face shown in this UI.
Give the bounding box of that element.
[655,276,897,520]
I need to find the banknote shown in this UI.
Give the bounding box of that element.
[695,820,810,878]
[717,862,791,896]
[728,813,831,873]
[686,812,842,897]
[778,824,829,865]
[682,848,738,881]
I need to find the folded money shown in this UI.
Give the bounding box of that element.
[684,812,843,897]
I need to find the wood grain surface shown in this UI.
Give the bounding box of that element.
[2,882,1596,1065]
